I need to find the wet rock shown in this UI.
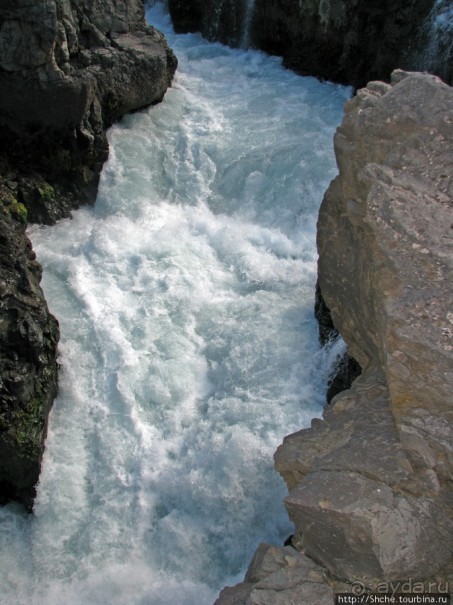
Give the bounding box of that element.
[0,204,59,509]
[167,0,451,88]
[0,0,177,221]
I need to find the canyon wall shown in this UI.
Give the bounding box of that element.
[0,193,59,509]
[215,70,452,603]
[168,0,452,88]
[0,0,176,507]
[0,0,177,222]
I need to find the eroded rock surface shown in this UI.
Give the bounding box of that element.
[214,71,452,602]
[0,0,177,222]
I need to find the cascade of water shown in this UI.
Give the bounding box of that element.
[240,0,256,48]
[207,0,225,41]
[416,0,453,81]
[205,0,256,48]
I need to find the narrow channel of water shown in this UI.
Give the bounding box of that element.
[0,4,349,604]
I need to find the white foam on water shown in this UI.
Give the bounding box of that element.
[0,4,350,604]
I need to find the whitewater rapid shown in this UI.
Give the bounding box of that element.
[0,4,350,604]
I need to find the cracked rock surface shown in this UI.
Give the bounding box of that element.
[214,71,452,603]
[0,0,177,222]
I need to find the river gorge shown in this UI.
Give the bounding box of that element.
[0,1,451,604]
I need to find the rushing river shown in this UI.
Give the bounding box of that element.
[0,4,349,604]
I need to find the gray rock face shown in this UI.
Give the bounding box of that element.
[0,0,177,221]
[318,71,453,478]
[213,70,452,602]
[214,544,337,605]
[278,71,453,586]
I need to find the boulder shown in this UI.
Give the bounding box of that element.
[214,544,337,605]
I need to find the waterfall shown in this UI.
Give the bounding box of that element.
[205,0,256,48]
[240,0,256,48]
[207,0,225,41]
[416,0,453,82]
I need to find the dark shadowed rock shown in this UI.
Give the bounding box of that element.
[0,0,177,222]
[314,281,361,402]
[168,0,452,88]
[250,0,442,87]
[0,192,59,509]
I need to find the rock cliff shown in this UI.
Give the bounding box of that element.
[0,192,59,510]
[214,71,452,603]
[168,0,452,88]
[0,0,176,507]
[0,0,177,222]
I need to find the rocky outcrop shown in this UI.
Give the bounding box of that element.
[215,543,350,605]
[214,71,452,602]
[281,68,453,585]
[0,0,177,222]
[168,0,452,88]
[0,0,177,508]
[0,184,59,510]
